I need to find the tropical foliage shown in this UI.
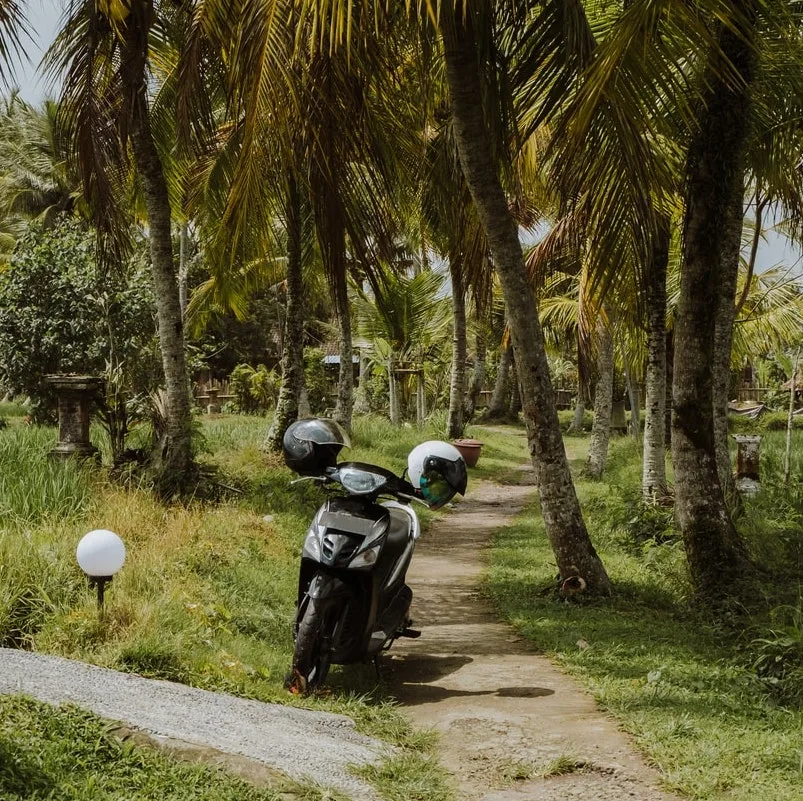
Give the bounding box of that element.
[0,219,159,425]
[0,1,801,604]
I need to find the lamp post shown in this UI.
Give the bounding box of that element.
[76,529,126,611]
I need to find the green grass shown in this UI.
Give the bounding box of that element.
[0,413,528,800]
[0,426,91,523]
[0,400,27,419]
[353,749,454,801]
[0,695,330,801]
[488,433,803,801]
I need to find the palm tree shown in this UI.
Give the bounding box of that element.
[0,96,80,227]
[440,5,612,593]
[642,216,671,500]
[46,0,195,486]
[354,267,452,422]
[192,0,414,440]
[584,310,614,479]
[671,4,762,593]
[421,111,490,438]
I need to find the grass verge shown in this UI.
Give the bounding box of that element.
[488,433,803,801]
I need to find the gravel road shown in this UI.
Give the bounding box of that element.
[0,648,387,800]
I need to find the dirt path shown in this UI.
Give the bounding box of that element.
[389,480,683,801]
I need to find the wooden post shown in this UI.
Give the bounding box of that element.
[416,369,426,425]
[784,347,801,486]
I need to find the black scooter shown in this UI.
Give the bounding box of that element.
[286,462,425,693]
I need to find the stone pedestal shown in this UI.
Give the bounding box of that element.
[734,434,762,496]
[46,375,102,459]
[611,400,628,433]
[206,387,221,415]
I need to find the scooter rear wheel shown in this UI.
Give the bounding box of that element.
[290,598,335,693]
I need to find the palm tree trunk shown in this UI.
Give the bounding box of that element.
[713,177,745,511]
[465,331,487,420]
[265,178,304,451]
[642,219,669,500]
[624,360,640,440]
[416,369,426,425]
[671,9,755,596]
[333,264,354,432]
[665,330,674,446]
[354,349,370,414]
[178,223,190,320]
[124,43,193,482]
[508,361,522,418]
[585,316,614,479]
[388,354,400,424]
[447,255,467,438]
[442,13,611,594]
[487,340,511,418]
[784,348,800,486]
[568,393,585,434]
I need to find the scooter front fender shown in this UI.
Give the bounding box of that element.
[307,572,351,601]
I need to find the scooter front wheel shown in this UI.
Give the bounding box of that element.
[289,597,335,694]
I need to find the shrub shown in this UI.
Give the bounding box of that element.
[0,220,160,447]
[728,412,803,434]
[228,364,279,414]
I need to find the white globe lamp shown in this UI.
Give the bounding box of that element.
[76,529,126,609]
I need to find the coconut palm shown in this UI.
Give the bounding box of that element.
[421,110,491,438]
[170,0,614,592]
[437,3,613,593]
[354,267,452,422]
[44,0,197,487]
[191,0,418,440]
[0,96,81,228]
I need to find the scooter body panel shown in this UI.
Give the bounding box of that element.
[294,495,417,666]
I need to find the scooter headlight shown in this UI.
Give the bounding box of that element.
[350,542,382,568]
[337,467,387,495]
[302,525,322,560]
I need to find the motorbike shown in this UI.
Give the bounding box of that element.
[282,419,467,693]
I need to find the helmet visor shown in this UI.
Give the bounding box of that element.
[420,467,455,508]
[291,418,351,448]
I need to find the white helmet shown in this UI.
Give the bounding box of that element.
[407,440,468,508]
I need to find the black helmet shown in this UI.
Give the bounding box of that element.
[283,418,350,475]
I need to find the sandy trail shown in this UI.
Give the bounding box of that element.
[389,480,683,801]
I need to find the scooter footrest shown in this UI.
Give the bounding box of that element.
[400,628,421,638]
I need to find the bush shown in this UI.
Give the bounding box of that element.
[228,364,279,414]
[760,411,803,431]
[0,220,160,434]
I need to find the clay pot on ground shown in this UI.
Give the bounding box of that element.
[452,438,484,468]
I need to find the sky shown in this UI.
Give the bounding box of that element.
[11,0,803,275]
[14,0,60,103]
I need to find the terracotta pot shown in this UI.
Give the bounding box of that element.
[452,438,483,468]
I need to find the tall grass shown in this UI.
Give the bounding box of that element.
[0,400,27,418]
[0,695,323,801]
[0,426,93,647]
[0,427,91,523]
